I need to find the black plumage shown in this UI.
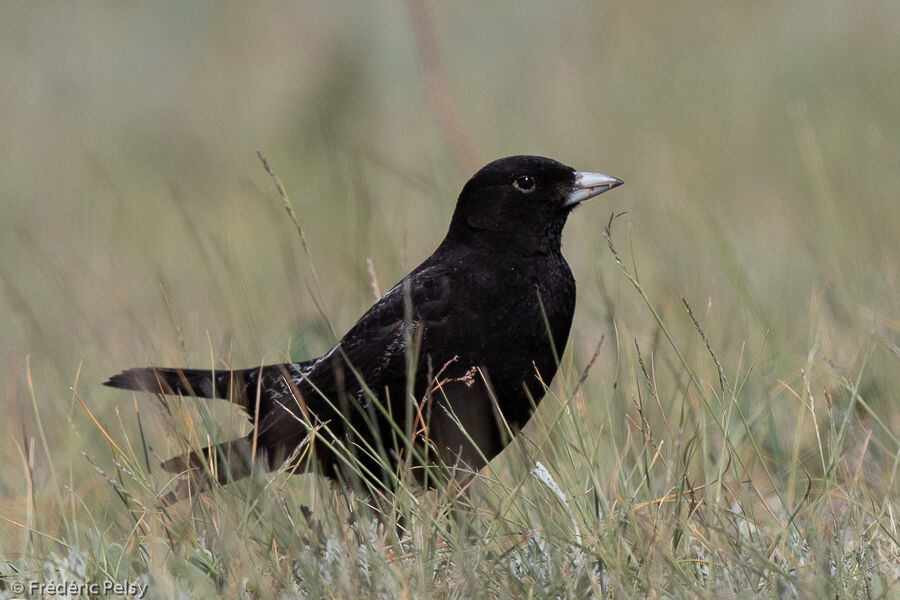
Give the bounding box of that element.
[105,155,623,495]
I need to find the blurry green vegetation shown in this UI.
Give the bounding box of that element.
[0,1,897,597]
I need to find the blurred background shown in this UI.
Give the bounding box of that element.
[0,0,897,558]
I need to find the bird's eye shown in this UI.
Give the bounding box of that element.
[512,175,536,193]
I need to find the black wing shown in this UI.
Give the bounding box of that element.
[105,260,457,487]
[250,262,456,449]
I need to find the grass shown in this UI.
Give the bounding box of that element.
[1,2,898,598]
[3,202,896,597]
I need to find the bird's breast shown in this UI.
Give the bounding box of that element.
[437,254,575,381]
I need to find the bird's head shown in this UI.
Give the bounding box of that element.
[446,155,623,254]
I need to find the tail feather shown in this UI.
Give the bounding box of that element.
[162,437,257,482]
[104,367,255,401]
[106,361,323,502]
[158,437,265,501]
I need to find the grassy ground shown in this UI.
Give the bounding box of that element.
[1,2,898,598]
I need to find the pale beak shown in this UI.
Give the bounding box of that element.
[564,171,624,207]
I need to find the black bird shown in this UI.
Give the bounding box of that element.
[105,155,622,496]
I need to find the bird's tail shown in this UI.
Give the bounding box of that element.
[165,437,255,482]
[104,366,255,401]
[105,363,317,501]
[156,437,269,502]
